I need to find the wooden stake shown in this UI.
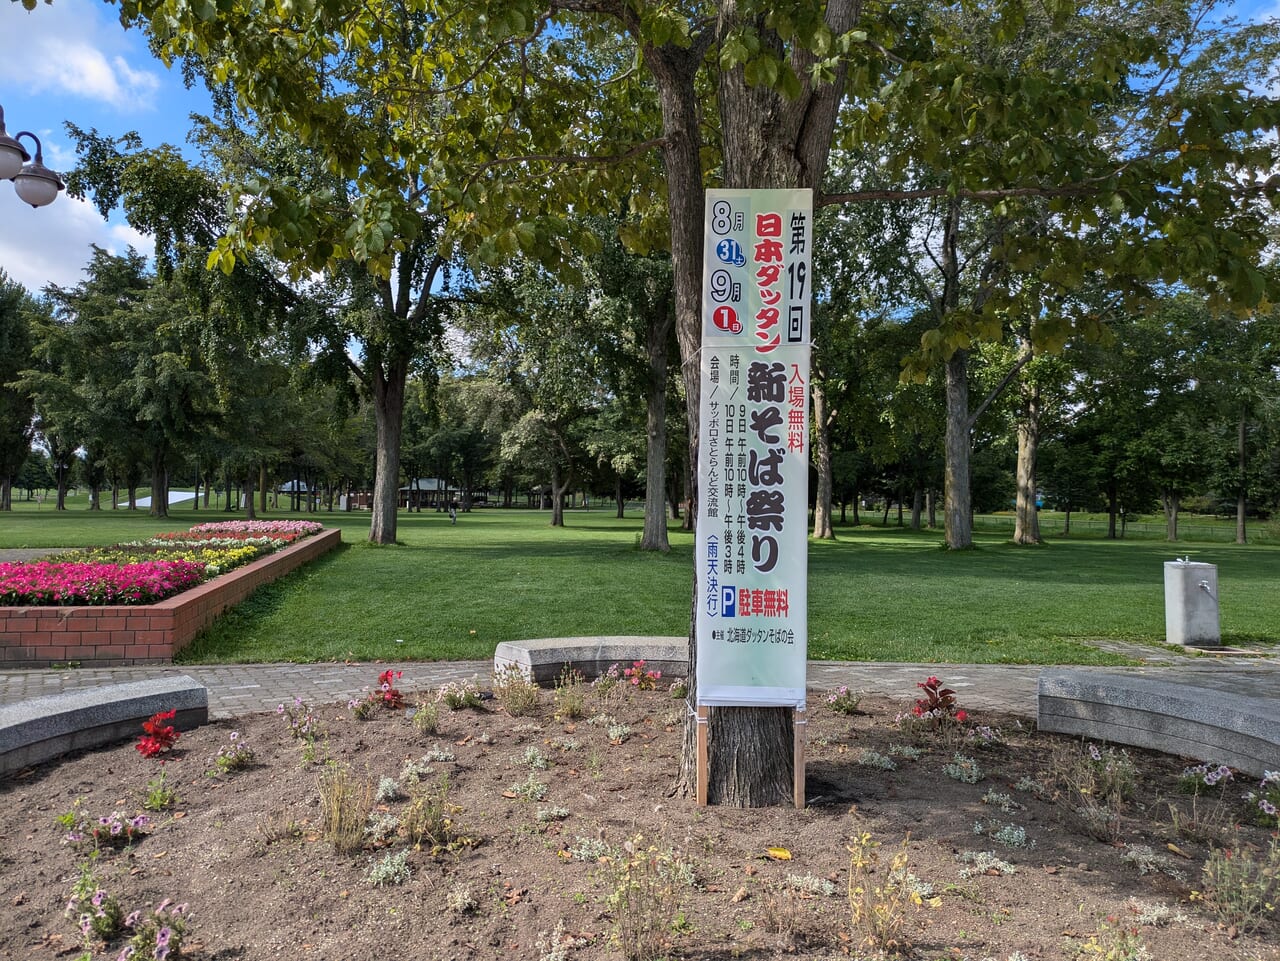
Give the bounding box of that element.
[695,704,709,806]
[793,706,807,810]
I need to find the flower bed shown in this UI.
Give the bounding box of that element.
[0,526,340,667]
[2,521,326,607]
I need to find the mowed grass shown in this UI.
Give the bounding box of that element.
[4,501,1279,665]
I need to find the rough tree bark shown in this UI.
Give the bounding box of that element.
[1236,414,1247,544]
[640,290,673,551]
[1013,370,1042,545]
[369,360,407,544]
[811,381,835,540]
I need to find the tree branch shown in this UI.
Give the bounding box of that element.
[967,347,1034,432]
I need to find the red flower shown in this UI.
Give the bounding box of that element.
[135,710,180,757]
[956,710,969,723]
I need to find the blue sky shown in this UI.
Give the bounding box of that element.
[2,0,1278,295]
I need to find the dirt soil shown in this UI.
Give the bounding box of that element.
[1,680,1276,961]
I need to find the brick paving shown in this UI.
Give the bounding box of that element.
[0,636,1275,720]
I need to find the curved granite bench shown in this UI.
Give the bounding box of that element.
[1037,669,1278,777]
[0,675,208,778]
[493,636,688,685]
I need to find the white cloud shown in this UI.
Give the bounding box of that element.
[0,187,154,293]
[0,0,162,110]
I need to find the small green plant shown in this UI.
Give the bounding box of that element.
[55,798,84,832]
[847,831,928,955]
[411,700,441,734]
[590,663,622,701]
[424,744,456,762]
[1014,775,1051,799]
[375,775,403,803]
[1242,770,1280,827]
[857,749,896,771]
[400,757,435,786]
[667,677,688,699]
[1075,921,1151,961]
[493,663,541,716]
[318,763,374,854]
[887,744,923,761]
[1193,834,1280,935]
[623,659,662,691]
[825,684,863,715]
[944,752,984,783]
[607,722,632,743]
[364,812,401,844]
[785,873,839,897]
[1120,844,1186,882]
[569,835,613,862]
[981,789,1023,814]
[553,665,587,719]
[207,731,254,776]
[65,857,123,947]
[401,775,477,854]
[507,772,548,802]
[366,849,412,886]
[973,819,1032,849]
[1053,743,1131,842]
[446,883,477,914]
[957,850,1017,878]
[437,677,483,710]
[142,771,179,812]
[607,835,688,961]
[64,811,150,851]
[120,899,190,961]
[519,746,550,770]
[537,918,588,961]
[537,805,571,822]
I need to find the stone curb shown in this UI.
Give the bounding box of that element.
[0,675,208,778]
[493,635,688,685]
[1037,668,1280,777]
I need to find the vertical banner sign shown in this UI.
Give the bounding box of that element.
[695,188,812,708]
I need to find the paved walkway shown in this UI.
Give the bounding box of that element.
[1,639,1276,720]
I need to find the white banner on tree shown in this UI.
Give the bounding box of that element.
[695,188,812,708]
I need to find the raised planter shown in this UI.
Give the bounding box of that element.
[0,675,208,777]
[0,527,341,667]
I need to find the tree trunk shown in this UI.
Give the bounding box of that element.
[549,461,568,527]
[0,476,10,511]
[943,348,973,549]
[1163,491,1180,541]
[149,448,169,519]
[656,0,855,806]
[1236,413,1247,545]
[927,489,936,529]
[369,362,408,544]
[640,295,672,551]
[910,487,922,530]
[615,476,625,519]
[244,474,257,520]
[1064,505,1071,535]
[1013,373,1042,545]
[811,382,834,539]
[259,465,268,515]
[1106,479,1118,539]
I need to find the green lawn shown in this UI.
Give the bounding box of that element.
[3,502,1278,665]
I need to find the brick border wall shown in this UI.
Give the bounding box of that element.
[0,528,342,667]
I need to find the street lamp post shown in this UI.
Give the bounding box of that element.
[0,104,65,208]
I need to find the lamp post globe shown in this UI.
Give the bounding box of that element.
[0,104,64,208]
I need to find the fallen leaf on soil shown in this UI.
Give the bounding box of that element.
[1166,842,1192,859]
[503,887,528,906]
[765,847,792,861]
[1044,866,1059,874]
[732,887,750,903]
[455,736,472,745]
[744,864,758,876]
[12,892,25,905]
[501,791,519,799]
[152,851,167,859]
[173,811,186,819]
